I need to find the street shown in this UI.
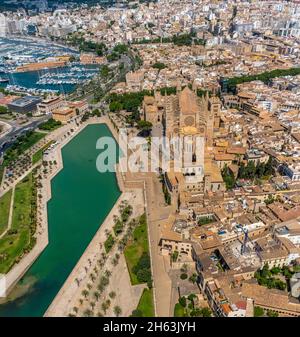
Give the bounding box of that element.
[0,115,50,154]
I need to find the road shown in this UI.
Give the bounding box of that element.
[0,115,50,154]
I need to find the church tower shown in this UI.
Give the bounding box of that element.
[206,95,221,147]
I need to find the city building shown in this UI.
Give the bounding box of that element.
[36,96,65,116]
[52,106,75,123]
[7,96,42,114]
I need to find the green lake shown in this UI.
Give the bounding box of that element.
[0,123,120,316]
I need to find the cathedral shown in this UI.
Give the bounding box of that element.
[143,85,225,207]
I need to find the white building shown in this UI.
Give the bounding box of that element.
[282,163,300,181]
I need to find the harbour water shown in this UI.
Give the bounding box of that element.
[1,65,99,94]
[0,124,120,316]
[0,37,99,94]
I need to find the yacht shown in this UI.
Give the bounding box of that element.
[0,77,9,83]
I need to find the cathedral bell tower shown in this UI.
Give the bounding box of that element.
[206,95,221,147]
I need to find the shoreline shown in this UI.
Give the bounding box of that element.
[1,115,157,317]
[1,116,108,298]
[44,118,147,317]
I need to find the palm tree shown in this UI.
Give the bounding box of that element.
[96,311,104,317]
[105,270,112,278]
[101,302,109,314]
[114,306,122,317]
[89,273,96,282]
[82,289,89,298]
[118,242,125,252]
[100,276,109,287]
[93,291,100,301]
[180,263,188,274]
[87,283,92,290]
[97,283,105,293]
[73,306,78,314]
[83,309,93,317]
[90,301,95,310]
[109,291,116,299]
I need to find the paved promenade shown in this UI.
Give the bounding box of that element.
[2,114,175,317]
[45,189,145,317]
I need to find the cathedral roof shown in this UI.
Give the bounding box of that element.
[179,86,200,115]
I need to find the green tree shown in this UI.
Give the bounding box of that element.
[179,296,187,308]
[0,105,8,114]
[131,309,143,317]
[83,309,93,317]
[254,306,264,317]
[93,291,100,301]
[114,306,122,317]
[136,268,152,283]
[267,310,278,317]
[100,65,110,78]
[189,273,198,284]
[109,291,116,299]
[180,273,188,280]
[137,120,153,132]
[109,101,123,112]
[152,62,167,70]
[221,164,236,190]
[82,289,89,298]
[101,301,109,314]
[200,307,212,317]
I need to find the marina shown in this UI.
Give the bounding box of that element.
[0,37,100,94]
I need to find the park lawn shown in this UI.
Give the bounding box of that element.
[0,173,36,274]
[0,229,30,274]
[4,131,46,163]
[0,189,12,236]
[32,140,55,164]
[136,288,154,317]
[124,214,149,285]
[15,131,45,155]
[11,173,33,230]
